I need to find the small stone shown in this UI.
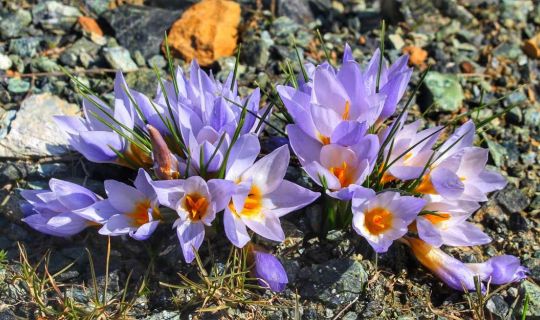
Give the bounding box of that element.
[148,55,167,69]
[145,310,181,320]
[419,72,464,112]
[103,47,139,72]
[8,37,42,58]
[0,8,32,40]
[103,5,182,59]
[402,45,428,66]
[486,294,510,319]
[125,69,161,97]
[496,185,530,214]
[389,33,405,50]
[78,16,103,36]
[59,37,101,67]
[278,0,314,25]
[241,31,274,68]
[7,78,31,94]
[30,56,60,73]
[167,0,241,66]
[271,17,301,44]
[515,281,540,318]
[524,107,540,128]
[133,50,146,67]
[300,258,368,307]
[459,61,475,73]
[0,93,79,158]
[0,53,13,70]
[32,1,82,34]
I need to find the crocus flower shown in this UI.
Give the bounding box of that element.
[150,175,231,263]
[248,243,288,292]
[352,189,426,252]
[21,179,104,237]
[415,147,506,201]
[406,237,528,291]
[415,197,491,247]
[147,124,180,180]
[379,116,442,183]
[223,143,320,248]
[78,169,161,240]
[54,72,151,168]
[293,137,379,200]
[155,61,265,176]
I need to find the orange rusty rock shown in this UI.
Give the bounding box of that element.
[78,16,103,36]
[459,61,475,74]
[523,33,540,59]
[165,0,241,66]
[402,45,428,67]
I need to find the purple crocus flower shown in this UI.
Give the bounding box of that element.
[78,169,161,241]
[152,61,265,176]
[416,147,506,201]
[352,189,426,253]
[406,237,528,291]
[21,179,104,237]
[379,116,442,183]
[54,72,151,168]
[291,136,379,200]
[248,244,288,292]
[150,175,231,263]
[416,197,491,247]
[223,143,320,248]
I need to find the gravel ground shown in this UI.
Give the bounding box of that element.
[0,0,539,319]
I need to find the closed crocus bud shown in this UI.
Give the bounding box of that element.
[248,244,288,292]
[147,124,179,180]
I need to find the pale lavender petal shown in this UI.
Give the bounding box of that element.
[303,161,341,190]
[99,214,134,236]
[241,145,289,194]
[225,134,260,181]
[431,167,464,199]
[104,180,146,213]
[150,179,184,209]
[53,115,87,135]
[441,222,491,247]
[223,207,251,248]
[73,200,118,224]
[330,121,368,146]
[252,250,288,292]
[265,181,320,217]
[417,217,444,247]
[130,220,159,240]
[208,179,235,212]
[48,179,98,210]
[467,256,528,285]
[287,124,322,165]
[387,196,426,222]
[243,216,285,243]
[134,169,157,199]
[176,220,205,263]
[78,130,125,162]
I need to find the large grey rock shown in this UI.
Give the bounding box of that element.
[515,281,540,318]
[278,0,314,24]
[102,5,182,59]
[299,258,368,307]
[419,72,464,112]
[0,93,79,158]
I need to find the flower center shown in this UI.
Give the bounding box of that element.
[365,207,393,235]
[342,100,351,120]
[329,161,354,188]
[128,200,160,226]
[317,132,330,145]
[229,185,263,218]
[184,193,209,221]
[415,174,438,195]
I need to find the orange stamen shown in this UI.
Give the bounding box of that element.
[342,100,351,120]
[184,193,209,221]
[415,174,438,195]
[365,207,393,235]
[228,185,263,218]
[329,161,353,187]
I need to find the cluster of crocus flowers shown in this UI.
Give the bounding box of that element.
[279,45,527,292]
[21,60,316,293]
[20,44,527,294]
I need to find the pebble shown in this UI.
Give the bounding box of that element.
[7,78,30,94]
[0,8,32,40]
[496,185,530,214]
[32,1,81,34]
[516,281,540,318]
[8,37,41,58]
[419,72,464,112]
[103,47,139,72]
[0,93,79,158]
[148,55,167,69]
[0,53,13,70]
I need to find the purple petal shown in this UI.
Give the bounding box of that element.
[243,216,285,243]
[99,214,134,236]
[150,179,184,209]
[77,131,125,162]
[241,145,289,194]
[48,179,98,210]
[207,179,235,212]
[265,180,320,217]
[330,121,368,146]
[130,220,159,240]
[73,200,118,224]
[134,169,157,199]
[252,250,288,292]
[431,167,464,199]
[286,124,322,165]
[223,207,251,248]
[104,180,146,213]
[441,222,491,247]
[467,255,528,285]
[176,220,205,263]
[225,134,260,180]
